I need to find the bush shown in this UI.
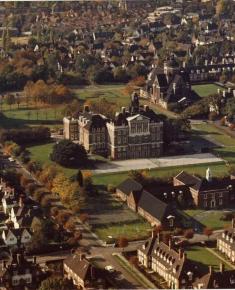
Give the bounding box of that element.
[107,184,116,193]
[220,212,234,221]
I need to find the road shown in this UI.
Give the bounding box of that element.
[77,220,144,289]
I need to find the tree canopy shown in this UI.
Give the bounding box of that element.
[50,140,88,167]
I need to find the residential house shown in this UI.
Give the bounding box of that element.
[174,169,235,209]
[138,234,196,289]
[0,251,44,289]
[1,228,32,248]
[217,220,235,263]
[193,265,235,289]
[64,252,108,289]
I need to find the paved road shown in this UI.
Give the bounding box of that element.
[77,220,144,289]
[92,153,223,174]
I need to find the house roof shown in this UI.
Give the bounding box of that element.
[64,254,95,281]
[138,190,171,222]
[174,171,201,187]
[193,269,235,289]
[117,178,143,196]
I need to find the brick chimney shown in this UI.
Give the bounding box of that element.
[220,263,224,273]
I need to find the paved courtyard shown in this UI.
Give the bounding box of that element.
[92,153,223,174]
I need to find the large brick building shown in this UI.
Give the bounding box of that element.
[63,92,163,160]
[174,169,235,209]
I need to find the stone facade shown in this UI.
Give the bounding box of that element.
[63,93,163,160]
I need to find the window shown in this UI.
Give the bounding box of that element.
[204,201,207,207]
[203,194,207,199]
[219,192,223,198]
[219,199,223,205]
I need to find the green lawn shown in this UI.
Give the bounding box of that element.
[192,123,235,147]
[27,142,77,177]
[184,209,231,230]
[94,220,151,241]
[72,84,129,106]
[192,84,222,97]
[93,162,227,187]
[0,104,64,129]
[186,245,231,271]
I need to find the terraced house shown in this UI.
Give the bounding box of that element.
[217,220,235,263]
[138,234,196,289]
[63,92,163,160]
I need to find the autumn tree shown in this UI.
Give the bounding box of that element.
[184,229,194,240]
[117,237,129,250]
[38,277,73,290]
[203,227,213,240]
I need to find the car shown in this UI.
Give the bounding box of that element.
[8,157,14,162]
[105,265,115,273]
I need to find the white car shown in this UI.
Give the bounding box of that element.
[8,157,14,162]
[105,265,115,273]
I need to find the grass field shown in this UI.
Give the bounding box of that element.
[186,245,231,272]
[94,221,151,241]
[192,84,222,97]
[72,84,129,106]
[93,162,227,187]
[27,142,78,177]
[0,104,64,129]
[184,209,231,230]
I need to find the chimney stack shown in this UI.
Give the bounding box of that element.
[209,265,213,274]
[84,105,90,113]
[2,260,6,269]
[220,263,224,273]
[179,248,183,259]
[168,238,172,250]
[157,232,160,244]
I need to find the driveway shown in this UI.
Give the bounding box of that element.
[92,153,223,174]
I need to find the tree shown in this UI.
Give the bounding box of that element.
[203,227,213,240]
[117,237,129,250]
[27,219,48,253]
[50,140,88,167]
[76,170,83,187]
[128,170,148,185]
[5,94,15,110]
[184,229,194,240]
[38,277,73,290]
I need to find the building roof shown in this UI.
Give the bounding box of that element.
[193,269,235,289]
[174,171,201,187]
[138,190,171,222]
[64,254,96,281]
[117,178,143,196]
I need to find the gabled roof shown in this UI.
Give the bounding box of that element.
[174,171,201,187]
[138,190,171,222]
[64,254,95,281]
[117,178,143,196]
[193,269,235,289]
